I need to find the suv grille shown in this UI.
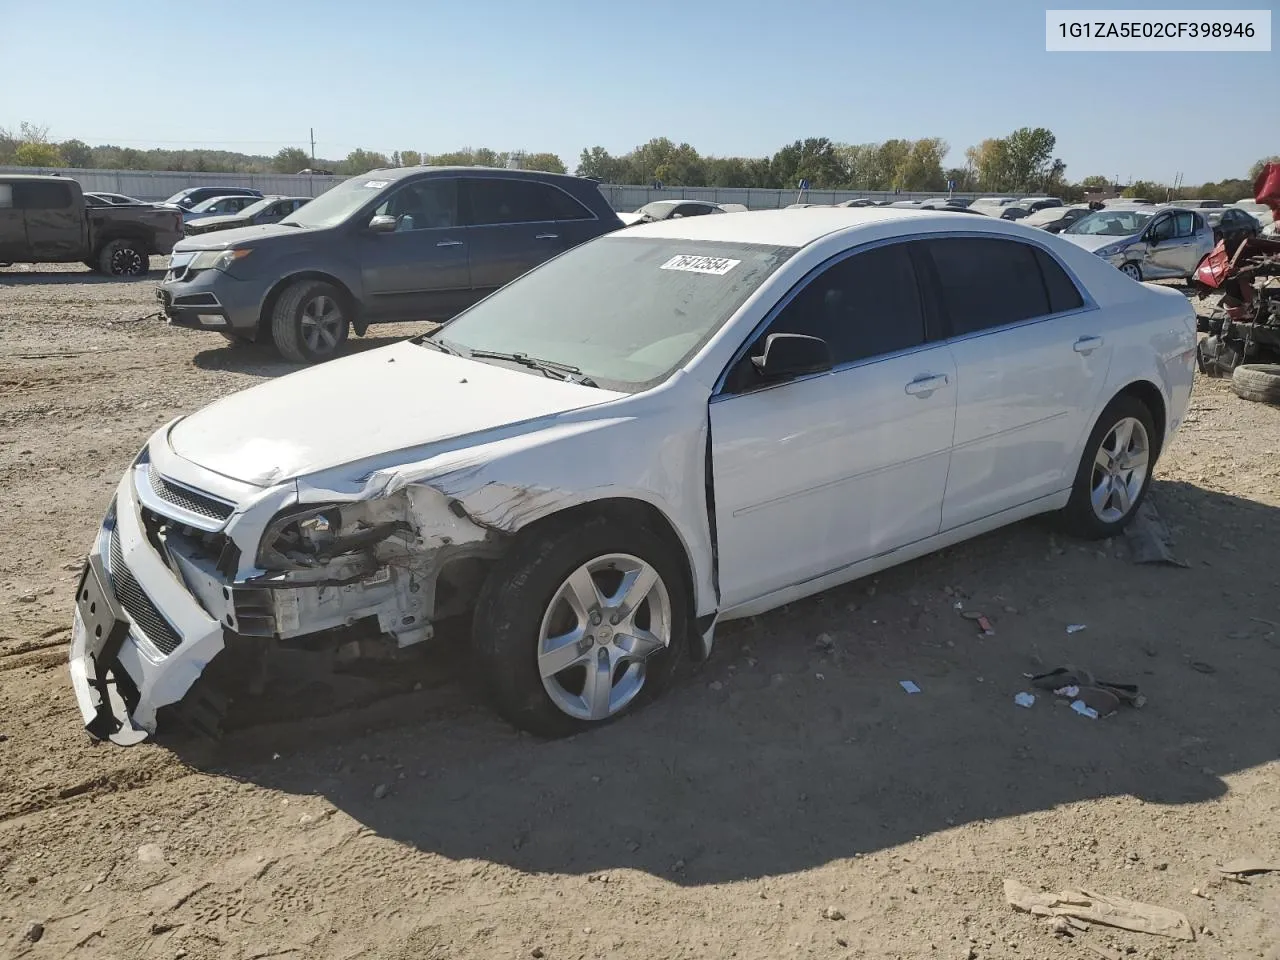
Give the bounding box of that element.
[108,525,182,656]
[148,469,234,522]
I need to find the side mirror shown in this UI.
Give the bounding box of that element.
[369,214,398,233]
[750,333,833,381]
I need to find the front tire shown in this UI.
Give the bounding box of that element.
[1119,261,1143,281]
[1060,395,1157,539]
[97,239,150,277]
[269,280,349,364]
[471,514,689,738]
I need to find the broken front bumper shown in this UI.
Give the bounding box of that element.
[70,472,226,744]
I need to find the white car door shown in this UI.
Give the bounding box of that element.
[710,241,958,610]
[922,236,1112,531]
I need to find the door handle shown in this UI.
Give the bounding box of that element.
[904,374,949,397]
[535,233,559,240]
[1073,335,1104,354]
[436,239,463,248]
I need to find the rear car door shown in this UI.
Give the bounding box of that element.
[710,241,957,609]
[0,183,26,261]
[16,179,82,261]
[925,236,1109,530]
[357,177,472,322]
[462,178,566,293]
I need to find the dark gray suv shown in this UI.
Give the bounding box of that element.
[158,167,624,362]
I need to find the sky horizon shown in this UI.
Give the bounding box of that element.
[2,0,1274,185]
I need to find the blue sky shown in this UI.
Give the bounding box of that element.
[2,0,1274,184]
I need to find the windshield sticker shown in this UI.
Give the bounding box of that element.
[363,180,390,189]
[660,254,741,276]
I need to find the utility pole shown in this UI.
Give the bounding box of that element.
[310,128,316,165]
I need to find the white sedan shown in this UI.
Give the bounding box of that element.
[70,209,1197,743]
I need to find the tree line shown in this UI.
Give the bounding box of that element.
[2,121,1273,203]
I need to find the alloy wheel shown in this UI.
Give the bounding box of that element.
[111,247,145,276]
[536,553,672,721]
[1090,416,1149,523]
[1120,262,1142,281]
[300,294,344,355]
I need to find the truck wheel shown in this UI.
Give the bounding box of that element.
[97,239,150,277]
[270,280,350,364]
[1230,364,1280,405]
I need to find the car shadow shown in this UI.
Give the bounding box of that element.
[0,267,162,285]
[190,332,421,374]
[167,480,1280,886]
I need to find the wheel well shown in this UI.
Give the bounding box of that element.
[1116,380,1167,457]
[257,272,360,340]
[448,497,701,651]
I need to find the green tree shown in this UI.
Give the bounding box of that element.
[1002,127,1056,190]
[400,150,422,167]
[575,146,622,180]
[966,138,1011,191]
[771,138,844,189]
[14,141,65,166]
[1122,180,1165,200]
[1079,174,1112,191]
[342,148,389,174]
[897,138,948,191]
[273,147,310,173]
[523,152,567,174]
[59,139,93,167]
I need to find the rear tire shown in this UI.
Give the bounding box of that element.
[97,239,150,277]
[269,280,349,364]
[1230,364,1280,405]
[1059,395,1157,540]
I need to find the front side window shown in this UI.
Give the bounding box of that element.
[424,237,795,390]
[759,242,925,367]
[1150,215,1177,241]
[465,179,556,225]
[926,237,1052,335]
[374,179,458,230]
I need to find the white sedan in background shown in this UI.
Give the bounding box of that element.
[72,209,1197,743]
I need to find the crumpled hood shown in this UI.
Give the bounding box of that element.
[167,341,623,486]
[1061,233,1137,253]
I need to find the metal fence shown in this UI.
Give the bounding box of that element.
[0,165,988,210]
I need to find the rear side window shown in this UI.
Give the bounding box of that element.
[926,237,1051,335]
[547,187,594,221]
[1175,211,1196,236]
[766,242,925,365]
[466,179,557,225]
[1034,248,1085,314]
[14,181,73,209]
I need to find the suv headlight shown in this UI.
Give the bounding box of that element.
[257,503,409,572]
[190,248,253,272]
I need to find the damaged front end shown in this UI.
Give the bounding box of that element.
[71,444,507,744]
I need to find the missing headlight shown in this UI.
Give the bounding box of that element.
[256,504,409,573]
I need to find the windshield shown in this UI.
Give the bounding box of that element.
[1064,210,1153,237]
[233,197,277,218]
[189,196,239,213]
[280,176,393,227]
[422,236,796,391]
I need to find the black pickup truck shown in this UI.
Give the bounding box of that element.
[0,175,183,277]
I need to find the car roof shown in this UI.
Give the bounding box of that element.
[617,206,1037,248]
[363,164,595,186]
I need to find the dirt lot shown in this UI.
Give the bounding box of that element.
[1,261,1278,960]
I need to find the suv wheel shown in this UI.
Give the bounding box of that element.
[270,280,350,364]
[97,239,150,277]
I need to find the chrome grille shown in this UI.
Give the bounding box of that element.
[108,525,182,656]
[147,469,234,522]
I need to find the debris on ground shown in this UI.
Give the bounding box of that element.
[961,611,996,635]
[1066,624,1088,634]
[899,680,921,694]
[1003,878,1195,940]
[1218,856,1280,876]
[1124,499,1190,567]
[1014,692,1036,708]
[1024,666,1147,717]
[821,906,846,920]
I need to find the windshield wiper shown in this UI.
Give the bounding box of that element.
[465,349,598,387]
[416,335,464,356]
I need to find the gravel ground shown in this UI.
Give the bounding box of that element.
[1,261,1279,960]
